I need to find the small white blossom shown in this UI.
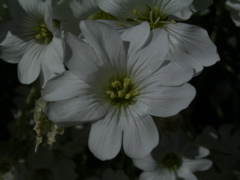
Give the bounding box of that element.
[0,0,65,87]
[133,131,212,180]
[43,21,196,160]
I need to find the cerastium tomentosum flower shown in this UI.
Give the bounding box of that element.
[0,0,65,87]
[43,21,196,160]
[133,131,212,180]
[95,0,220,74]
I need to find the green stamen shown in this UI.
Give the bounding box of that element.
[34,20,60,44]
[105,77,139,106]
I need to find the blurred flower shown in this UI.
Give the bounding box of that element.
[0,0,65,87]
[96,0,220,74]
[133,131,212,180]
[87,168,129,180]
[0,0,10,23]
[43,21,195,160]
[226,0,240,27]
[195,124,240,172]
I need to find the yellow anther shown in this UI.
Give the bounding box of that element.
[106,90,117,99]
[41,28,47,32]
[40,23,47,27]
[106,90,113,95]
[125,94,131,100]
[123,78,131,88]
[118,90,125,98]
[171,19,177,24]
[35,34,42,39]
[41,32,47,37]
[112,81,122,88]
[133,9,138,15]
[44,37,51,44]
[130,89,139,96]
[110,93,117,99]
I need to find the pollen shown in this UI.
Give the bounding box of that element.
[106,77,139,105]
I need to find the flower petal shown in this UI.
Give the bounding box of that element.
[88,112,122,160]
[173,7,193,20]
[122,113,159,158]
[43,71,84,101]
[80,20,127,70]
[129,28,169,81]
[157,0,193,15]
[69,0,99,19]
[40,59,56,88]
[44,37,65,73]
[166,23,220,72]
[139,84,196,117]
[0,24,29,63]
[167,44,204,74]
[64,32,103,82]
[140,169,175,180]
[46,96,108,127]
[182,158,213,172]
[7,0,45,21]
[97,0,143,18]
[17,41,43,84]
[133,155,158,171]
[177,169,198,180]
[137,61,194,88]
[120,22,150,57]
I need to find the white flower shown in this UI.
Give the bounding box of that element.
[226,0,240,27]
[96,0,220,73]
[43,21,196,160]
[0,0,65,87]
[133,131,212,180]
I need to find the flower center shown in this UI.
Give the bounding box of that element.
[160,152,182,170]
[34,22,53,44]
[105,77,139,106]
[129,5,176,29]
[34,20,60,44]
[91,10,116,20]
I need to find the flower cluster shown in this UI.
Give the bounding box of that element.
[2,0,233,179]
